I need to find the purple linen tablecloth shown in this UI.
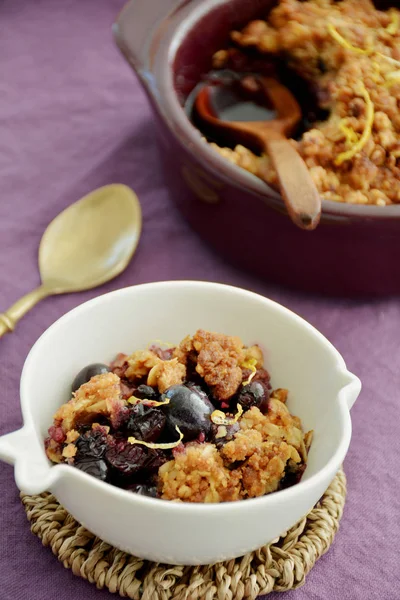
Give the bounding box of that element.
[0,1,399,598]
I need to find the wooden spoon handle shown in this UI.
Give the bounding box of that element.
[265,137,321,230]
[0,285,50,338]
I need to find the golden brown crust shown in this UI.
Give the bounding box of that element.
[65,429,80,443]
[192,329,244,359]
[174,332,262,401]
[159,444,238,503]
[173,335,196,366]
[221,429,263,463]
[240,441,292,498]
[196,342,243,400]
[126,349,187,392]
[159,427,302,502]
[211,0,400,206]
[45,439,63,463]
[53,372,123,432]
[242,345,264,368]
[239,405,304,453]
[125,350,160,381]
[193,330,244,400]
[271,388,289,403]
[159,401,305,503]
[147,358,186,393]
[62,443,77,459]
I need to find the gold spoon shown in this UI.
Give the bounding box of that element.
[0,184,142,338]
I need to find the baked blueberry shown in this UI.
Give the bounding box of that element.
[237,381,269,413]
[162,384,214,441]
[75,458,108,481]
[125,405,166,443]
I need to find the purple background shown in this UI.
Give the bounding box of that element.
[0,1,399,598]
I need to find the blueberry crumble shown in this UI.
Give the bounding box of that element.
[45,330,313,502]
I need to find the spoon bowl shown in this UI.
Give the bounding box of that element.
[195,75,321,230]
[39,184,141,293]
[0,184,142,337]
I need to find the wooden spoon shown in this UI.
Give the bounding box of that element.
[0,184,142,338]
[195,75,321,230]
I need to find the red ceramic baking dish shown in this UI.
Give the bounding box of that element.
[114,0,400,296]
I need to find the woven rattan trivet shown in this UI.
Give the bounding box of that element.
[21,468,346,600]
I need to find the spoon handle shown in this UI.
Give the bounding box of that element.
[264,137,321,230]
[0,285,51,338]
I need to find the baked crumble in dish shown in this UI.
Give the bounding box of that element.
[45,330,312,503]
[207,0,400,206]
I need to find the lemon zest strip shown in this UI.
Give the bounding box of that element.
[327,23,373,55]
[241,357,258,386]
[211,404,243,426]
[335,83,374,165]
[339,121,359,145]
[328,22,400,69]
[376,52,400,68]
[386,70,400,81]
[128,396,170,407]
[384,70,400,87]
[371,60,381,83]
[128,425,183,449]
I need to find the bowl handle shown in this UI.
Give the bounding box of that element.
[113,0,182,80]
[340,372,362,410]
[0,427,55,494]
[0,427,30,465]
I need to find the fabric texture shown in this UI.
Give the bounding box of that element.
[0,1,399,598]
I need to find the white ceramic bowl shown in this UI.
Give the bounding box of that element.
[0,281,361,565]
